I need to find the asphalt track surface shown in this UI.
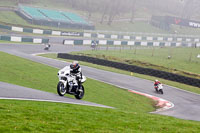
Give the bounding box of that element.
[0,43,200,121]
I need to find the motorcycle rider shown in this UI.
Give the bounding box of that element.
[154,79,161,91]
[44,43,51,50]
[70,61,82,87]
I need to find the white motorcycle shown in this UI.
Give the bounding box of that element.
[154,84,164,94]
[44,44,50,50]
[57,66,86,99]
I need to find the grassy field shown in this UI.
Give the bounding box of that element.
[0,11,28,26]
[1,100,200,133]
[95,21,169,33]
[72,46,200,77]
[0,0,16,7]
[40,53,200,94]
[1,51,200,132]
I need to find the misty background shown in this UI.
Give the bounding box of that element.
[6,0,200,24]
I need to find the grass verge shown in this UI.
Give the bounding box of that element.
[1,100,200,133]
[71,47,200,76]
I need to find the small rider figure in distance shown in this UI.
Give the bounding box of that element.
[44,43,51,50]
[91,40,97,50]
[154,79,161,92]
[70,61,82,88]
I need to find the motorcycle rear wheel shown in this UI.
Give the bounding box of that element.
[57,82,66,96]
[75,85,85,99]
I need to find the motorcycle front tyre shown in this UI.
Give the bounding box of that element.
[75,85,85,100]
[57,82,66,96]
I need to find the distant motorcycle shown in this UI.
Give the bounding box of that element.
[44,44,50,50]
[57,66,86,99]
[91,40,97,50]
[154,84,164,94]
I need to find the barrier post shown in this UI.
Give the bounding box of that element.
[189,52,192,62]
[152,47,155,57]
[134,46,137,54]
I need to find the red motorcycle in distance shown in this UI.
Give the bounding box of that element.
[154,84,164,94]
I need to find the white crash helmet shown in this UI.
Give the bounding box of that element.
[70,61,79,70]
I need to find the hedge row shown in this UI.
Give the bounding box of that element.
[57,53,200,88]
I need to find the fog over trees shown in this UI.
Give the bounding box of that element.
[13,0,200,24]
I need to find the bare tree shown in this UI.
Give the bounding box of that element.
[130,0,137,23]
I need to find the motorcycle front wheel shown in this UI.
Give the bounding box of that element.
[57,82,66,96]
[159,89,164,94]
[75,85,85,99]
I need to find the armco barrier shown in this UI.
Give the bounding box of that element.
[57,53,200,88]
[0,35,49,44]
[1,22,200,46]
[0,24,82,37]
[63,39,200,47]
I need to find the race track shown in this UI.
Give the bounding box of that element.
[0,43,200,121]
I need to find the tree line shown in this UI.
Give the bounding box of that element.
[62,0,200,24]
[12,0,200,25]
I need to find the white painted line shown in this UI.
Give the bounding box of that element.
[11,36,22,42]
[158,37,163,41]
[64,40,74,45]
[83,33,91,38]
[83,40,92,45]
[52,31,61,36]
[136,36,142,40]
[113,41,121,45]
[0,97,113,109]
[123,36,130,40]
[99,40,107,45]
[177,38,182,41]
[127,41,135,45]
[12,26,23,32]
[111,35,118,39]
[153,42,160,46]
[98,34,105,38]
[141,42,147,46]
[33,29,43,34]
[33,39,42,44]
[194,39,199,42]
[147,37,153,41]
[168,38,173,41]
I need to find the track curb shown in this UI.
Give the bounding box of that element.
[128,90,174,112]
